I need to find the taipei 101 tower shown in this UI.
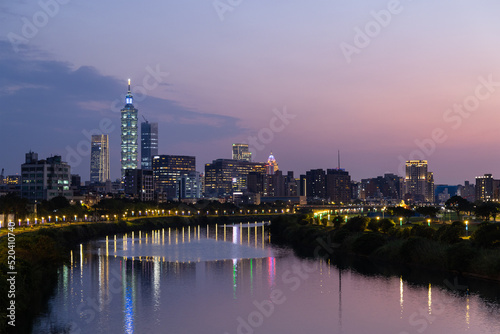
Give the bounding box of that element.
[120,79,138,178]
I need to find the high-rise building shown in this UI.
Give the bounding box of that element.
[359,174,403,201]
[304,169,326,200]
[121,79,138,178]
[204,159,267,197]
[475,174,494,201]
[90,134,109,183]
[124,169,154,202]
[404,160,434,203]
[141,121,158,170]
[457,181,475,202]
[266,152,279,175]
[179,171,202,199]
[326,169,351,204]
[152,155,196,199]
[21,152,72,202]
[232,143,252,161]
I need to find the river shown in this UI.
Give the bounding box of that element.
[33,222,500,334]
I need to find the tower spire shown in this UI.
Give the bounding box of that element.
[338,150,341,169]
[125,79,133,105]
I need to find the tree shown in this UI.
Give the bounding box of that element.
[0,193,29,222]
[389,206,414,222]
[415,206,440,218]
[474,202,500,221]
[445,196,469,221]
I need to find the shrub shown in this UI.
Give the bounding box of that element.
[446,242,478,272]
[351,233,387,255]
[434,225,463,244]
[411,225,435,239]
[343,216,369,233]
[399,237,446,268]
[331,228,352,244]
[367,219,380,232]
[471,223,500,248]
[379,218,396,233]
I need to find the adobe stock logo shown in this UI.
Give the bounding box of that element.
[397,74,500,175]
[246,107,296,154]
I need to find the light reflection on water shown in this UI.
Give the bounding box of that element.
[33,222,500,334]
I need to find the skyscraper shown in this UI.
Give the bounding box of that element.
[266,152,279,175]
[90,134,109,183]
[326,169,351,204]
[121,79,138,178]
[141,120,158,170]
[204,159,267,197]
[404,160,434,203]
[475,174,494,201]
[232,143,252,161]
[152,155,196,199]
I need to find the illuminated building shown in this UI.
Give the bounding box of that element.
[90,134,109,183]
[21,151,72,202]
[404,160,434,203]
[204,159,267,197]
[124,169,154,201]
[475,174,494,201]
[326,169,351,204]
[179,171,202,199]
[304,169,326,200]
[266,152,279,175]
[121,79,138,178]
[141,120,158,170]
[359,174,403,201]
[232,143,252,161]
[152,155,196,199]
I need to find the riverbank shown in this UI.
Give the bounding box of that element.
[0,214,275,334]
[270,215,500,283]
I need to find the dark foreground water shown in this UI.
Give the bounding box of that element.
[33,222,500,334]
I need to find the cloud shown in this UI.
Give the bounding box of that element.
[0,40,246,180]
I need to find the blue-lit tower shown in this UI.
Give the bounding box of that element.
[121,79,138,178]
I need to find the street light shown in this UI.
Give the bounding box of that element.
[399,217,403,226]
[427,219,431,227]
[465,220,469,237]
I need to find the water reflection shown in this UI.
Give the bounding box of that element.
[33,221,500,334]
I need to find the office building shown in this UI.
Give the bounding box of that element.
[121,79,138,177]
[152,155,196,199]
[404,160,434,203]
[326,169,351,204]
[232,143,252,161]
[457,181,475,202]
[21,151,72,202]
[179,171,202,199]
[304,169,326,200]
[204,159,267,197]
[124,169,154,201]
[90,134,109,183]
[141,120,158,169]
[475,174,494,201]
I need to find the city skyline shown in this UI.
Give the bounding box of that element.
[1,1,500,184]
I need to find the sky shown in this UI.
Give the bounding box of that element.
[0,0,499,184]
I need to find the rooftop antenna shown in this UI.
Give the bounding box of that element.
[128,78,131,93]
[338,150,341,169]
